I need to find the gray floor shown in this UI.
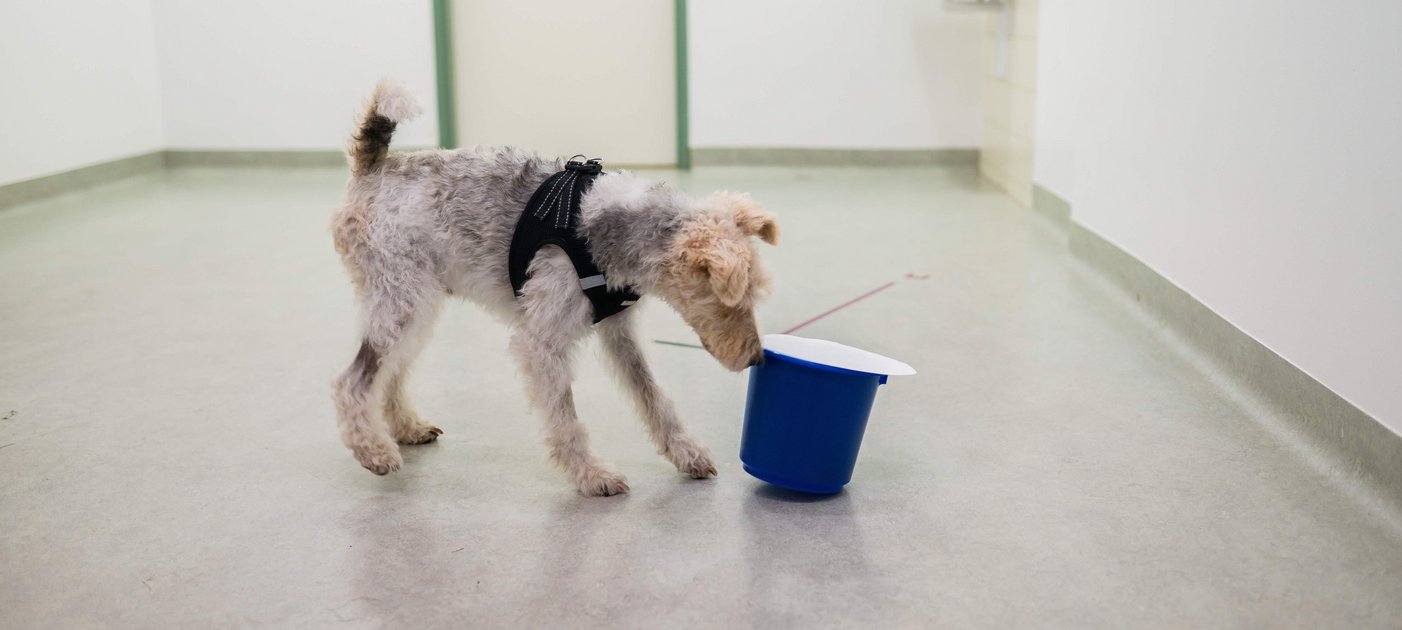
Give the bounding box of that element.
[2,165,1400,628]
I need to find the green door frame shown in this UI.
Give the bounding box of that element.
[673,0,691,169]
[432,0,457,149]
[430,0,691,168]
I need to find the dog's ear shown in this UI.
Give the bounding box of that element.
[680,226,750,307]
[705,242,750,307]
[710,192,779,245]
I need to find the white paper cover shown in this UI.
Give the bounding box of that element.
[762,334,916,376]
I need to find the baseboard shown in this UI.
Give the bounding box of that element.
[1031,183,1071,228]
[1037,185,1402,509]
[1,149,446,209]
[163,149,676,170]
[163,149,350,168]
[3,148,973,209]
[691,147,979,167]
[0,152,166,210]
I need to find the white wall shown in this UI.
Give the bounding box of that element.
[451,0,675,164]
[1029,0,1073,200]
[689,0,983,149]
[1034,0,1402,430]
[151,0,438,150]
[979,0,1039,205]
[0,1,164,185]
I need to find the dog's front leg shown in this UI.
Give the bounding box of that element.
[597,313,717,479]
[510,328,629,496]
[510,250,629,496]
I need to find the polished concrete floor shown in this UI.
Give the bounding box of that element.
[2,165,1400,628]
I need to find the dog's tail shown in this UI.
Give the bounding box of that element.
[347,80,422,176]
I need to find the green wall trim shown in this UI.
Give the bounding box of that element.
[692,147,978,167]
[674,0,690,169]
[164,150,349,168]
[1,149,454,209]
[432,0,458,149]
[1041,186,1402,511]
[0,152,165,211]
[1032,183,1072,227]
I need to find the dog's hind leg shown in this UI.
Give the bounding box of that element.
[510,248,629,496]
[382,308,445,445]
[333,258,442,475]
[597,312,717,479]
[334,337,400,475]
[383,372,443,445]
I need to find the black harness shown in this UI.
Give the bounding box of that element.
[508,157,641,323]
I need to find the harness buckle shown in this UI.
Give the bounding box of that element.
[565,156,603,175]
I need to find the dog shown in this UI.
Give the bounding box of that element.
[330,81,779,496]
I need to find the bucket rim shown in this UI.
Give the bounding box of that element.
[761,348,891,379]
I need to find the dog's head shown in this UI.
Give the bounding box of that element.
[657,192,779,372]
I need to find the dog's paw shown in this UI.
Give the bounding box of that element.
[386,408,443,445]
[576,467,630,497]
[394,422,443,445]
[353,442,403,475]
[666,436,718,479]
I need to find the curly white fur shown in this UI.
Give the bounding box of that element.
[329,83,777,495]
[371,79,421,122]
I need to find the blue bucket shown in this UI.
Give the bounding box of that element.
[740,335,914,494]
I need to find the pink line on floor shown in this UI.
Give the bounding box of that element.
[781,281,896,335]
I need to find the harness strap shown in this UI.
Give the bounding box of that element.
[508,158,641,324]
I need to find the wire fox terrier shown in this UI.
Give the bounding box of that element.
[330,82,779,496]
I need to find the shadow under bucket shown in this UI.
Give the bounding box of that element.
[740,334,915,494]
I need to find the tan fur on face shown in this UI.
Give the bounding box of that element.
[657,201,778,371]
